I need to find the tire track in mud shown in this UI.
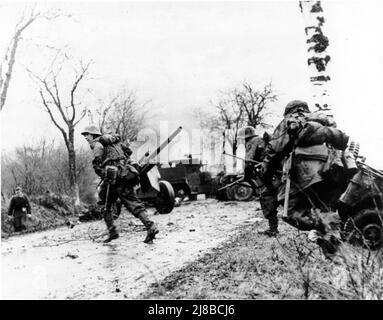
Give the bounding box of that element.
[1,199,262,299]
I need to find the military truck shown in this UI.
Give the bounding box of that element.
[158,156,213,201]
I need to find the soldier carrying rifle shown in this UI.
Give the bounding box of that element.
[238,126,280,237]
[81,125,159,244]
[262,100,351,257]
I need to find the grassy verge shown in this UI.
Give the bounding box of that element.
[140,222,383,300]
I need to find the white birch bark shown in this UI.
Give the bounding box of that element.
[299,1,332,116]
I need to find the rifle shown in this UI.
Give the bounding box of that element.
[282,149,294,217]
[218,153,263,192]
[218,176,245,192]
[223,151,262,165]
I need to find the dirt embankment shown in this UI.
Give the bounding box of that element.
[140,219,383,300]
[1,194,89,238]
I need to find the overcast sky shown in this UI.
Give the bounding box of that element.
[1,0,383,167]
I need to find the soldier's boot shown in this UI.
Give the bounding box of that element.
[103,209,119,243]
[103,226,119,243]
[137,211,159,244]
[144,222,159,244]
[259,217,279,237]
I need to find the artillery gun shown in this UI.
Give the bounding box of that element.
[134,126,183,214]
[79,127,182,221]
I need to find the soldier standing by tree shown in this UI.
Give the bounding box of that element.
[8,186,31,232]
[81,125,159,244]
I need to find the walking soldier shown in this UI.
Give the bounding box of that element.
[8,186,31,232]
[239,126,280,236]
[81,125,159,244]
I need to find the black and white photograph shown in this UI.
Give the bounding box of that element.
[1,0,383,302]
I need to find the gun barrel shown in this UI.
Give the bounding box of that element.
[139,126,183,164]
[218,176,244,191]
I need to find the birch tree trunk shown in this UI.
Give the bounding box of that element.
[299,1,332,116]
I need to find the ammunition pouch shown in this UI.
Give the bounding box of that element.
[105,165,119,185]
[321,147,345,184]
[119,164,140,186]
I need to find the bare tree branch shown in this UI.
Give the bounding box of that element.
[92,88,148,141]
[1,6,69,111]
[70,60,92,122]
[39,90,68,145]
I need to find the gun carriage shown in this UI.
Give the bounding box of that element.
[133,126,183,214]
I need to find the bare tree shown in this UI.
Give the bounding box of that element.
[195,82,277,172]
[216,94,245,172]
[91,88,149,142]
[0,5,65,111]
[234,82,277,129]
[1,141,96,203]
[1,139,54,195]
[28,54,91,206]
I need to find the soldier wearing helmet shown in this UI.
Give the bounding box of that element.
[263,100,350,258]
[283,100,310,116]
[239,126,280,236]
[82,125,159,244]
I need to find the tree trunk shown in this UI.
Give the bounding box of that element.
[0,33,21,110]
[67,128,80,209]
[221,130,227,173]
[232,141,238,173]
[299,1,332,115]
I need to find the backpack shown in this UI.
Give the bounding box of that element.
[99,134,133,159]
[99,134,139,186]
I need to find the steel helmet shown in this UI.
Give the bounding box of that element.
[81,125,101,136]
[239,126,257,139]
[284,100,310,116]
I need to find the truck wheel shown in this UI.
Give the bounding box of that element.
[232,182,254,201]
[343,209,383,250]
[175,184,190,201]
[154,180,175,214]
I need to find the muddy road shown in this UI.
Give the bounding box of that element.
[1,199,261,299]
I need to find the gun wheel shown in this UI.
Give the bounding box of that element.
[342,209,383,250]
[154,180,175,214]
